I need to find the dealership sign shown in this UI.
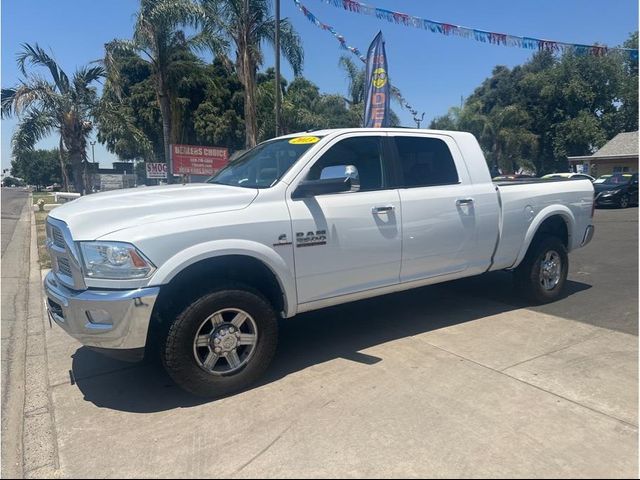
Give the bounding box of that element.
[171,144,229,176]
[145,162,168,179]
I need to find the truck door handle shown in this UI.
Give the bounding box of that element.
[456,198,474,206]
[372,205,395,214]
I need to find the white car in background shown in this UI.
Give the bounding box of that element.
[542,173,595,182]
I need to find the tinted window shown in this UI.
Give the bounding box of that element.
[307,136,387,191]
[209,137,321,188]
[395,137,459,187]
[603,174,634,185]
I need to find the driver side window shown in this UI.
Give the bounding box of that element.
[307,136,387,192]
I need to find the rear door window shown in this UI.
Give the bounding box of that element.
[394,136,459,187]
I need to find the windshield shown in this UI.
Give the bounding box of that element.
[208,137,322,188]
[603,174,633,185]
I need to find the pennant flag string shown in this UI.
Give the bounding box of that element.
[315,0,639,60]
[292,0,421,116]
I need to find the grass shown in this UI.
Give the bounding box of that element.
[34,210,51,269]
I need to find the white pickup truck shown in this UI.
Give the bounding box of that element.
[44,128,595,396]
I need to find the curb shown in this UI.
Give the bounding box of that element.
[23,200,61,478]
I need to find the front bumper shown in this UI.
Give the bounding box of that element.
[594,192,621,206]
[44,271,160,352]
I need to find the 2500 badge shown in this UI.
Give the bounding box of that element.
[296,230,327,247]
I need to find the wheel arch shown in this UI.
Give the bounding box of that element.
[512,206,574,269]
[150,240,297,318]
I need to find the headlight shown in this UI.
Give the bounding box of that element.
[603,189,621,195]
[79,242,155,279]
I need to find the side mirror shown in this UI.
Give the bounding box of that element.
[292,164,360,199]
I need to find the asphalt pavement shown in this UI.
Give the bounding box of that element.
[1,188,32,478]
[445,206,639,335]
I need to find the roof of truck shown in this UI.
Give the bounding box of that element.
[278,128,473,140]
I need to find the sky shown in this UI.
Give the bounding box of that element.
[1,0,638,171]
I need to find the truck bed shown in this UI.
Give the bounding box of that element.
[490,178,594,271]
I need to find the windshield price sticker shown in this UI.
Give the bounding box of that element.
[289,136,320,145]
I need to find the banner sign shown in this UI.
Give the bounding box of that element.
[145,162,168,179]
[293,0,419,117]
[304,0,639,59]
[171,144,229,176]
[364,31,391,128]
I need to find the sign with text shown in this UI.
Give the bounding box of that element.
[171,144,229,176]
[145,162,168,179]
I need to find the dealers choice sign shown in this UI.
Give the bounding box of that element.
[171,144,229,176]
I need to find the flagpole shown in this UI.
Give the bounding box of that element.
[275,0,281,137]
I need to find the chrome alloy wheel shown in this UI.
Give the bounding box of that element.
[539,250,562,291]
[193,308,258,375]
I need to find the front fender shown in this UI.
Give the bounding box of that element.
[512,205,576,269]
[149,239,297,317]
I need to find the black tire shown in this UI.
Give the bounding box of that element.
[618,194,630,208]
[162,285,278,397]
[514,236,569,305]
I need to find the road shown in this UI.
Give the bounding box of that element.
[1,188,31,478]
[446,206,639,335]
[35,206,637,478]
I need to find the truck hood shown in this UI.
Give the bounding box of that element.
[49,183,258,240]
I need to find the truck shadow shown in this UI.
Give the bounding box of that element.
[71,275,591,413]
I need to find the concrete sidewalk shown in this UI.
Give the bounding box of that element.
[39,282,637,478]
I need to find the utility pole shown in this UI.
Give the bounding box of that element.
[274,0,281,137]
[413,112,425,129]
[90,141,96,163]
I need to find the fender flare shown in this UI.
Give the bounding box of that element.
[512,205,576,269]
[150,239,297,317]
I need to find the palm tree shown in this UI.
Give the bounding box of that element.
[1,43,104,194]
[469,104,538,174]
[105,0,203,182]
[339,56,365,107]
[200,0,304,148]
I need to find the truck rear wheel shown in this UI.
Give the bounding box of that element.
[162,285,278,397]
[514,236,568,305]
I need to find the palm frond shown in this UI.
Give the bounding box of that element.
[11,108,57,154]
[1,79,59,119]
[16,43,70,94]
[261,18,304,76]
[73,65,105,91]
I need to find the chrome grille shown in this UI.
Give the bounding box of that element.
[46,218,85,290]
[51,226,66,249]
[57,256,73,277]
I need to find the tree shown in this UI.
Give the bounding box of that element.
[193,59,245,150]
[11,149,63,190]
[104,0,203,182]
[429,32,638,174]
[339,56,366,107]
[337,55,401,127]
[200,0,304,148]
[2,177,24,187]
[254,71,361,141]
[1,43,103,193]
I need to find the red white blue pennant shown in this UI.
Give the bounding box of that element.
[316,0,639,59]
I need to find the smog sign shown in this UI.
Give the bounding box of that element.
[171,144,229,176]
[146,162,168,179]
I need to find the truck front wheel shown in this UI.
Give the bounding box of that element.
[514,236,569,305]
[162,286,278,397]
